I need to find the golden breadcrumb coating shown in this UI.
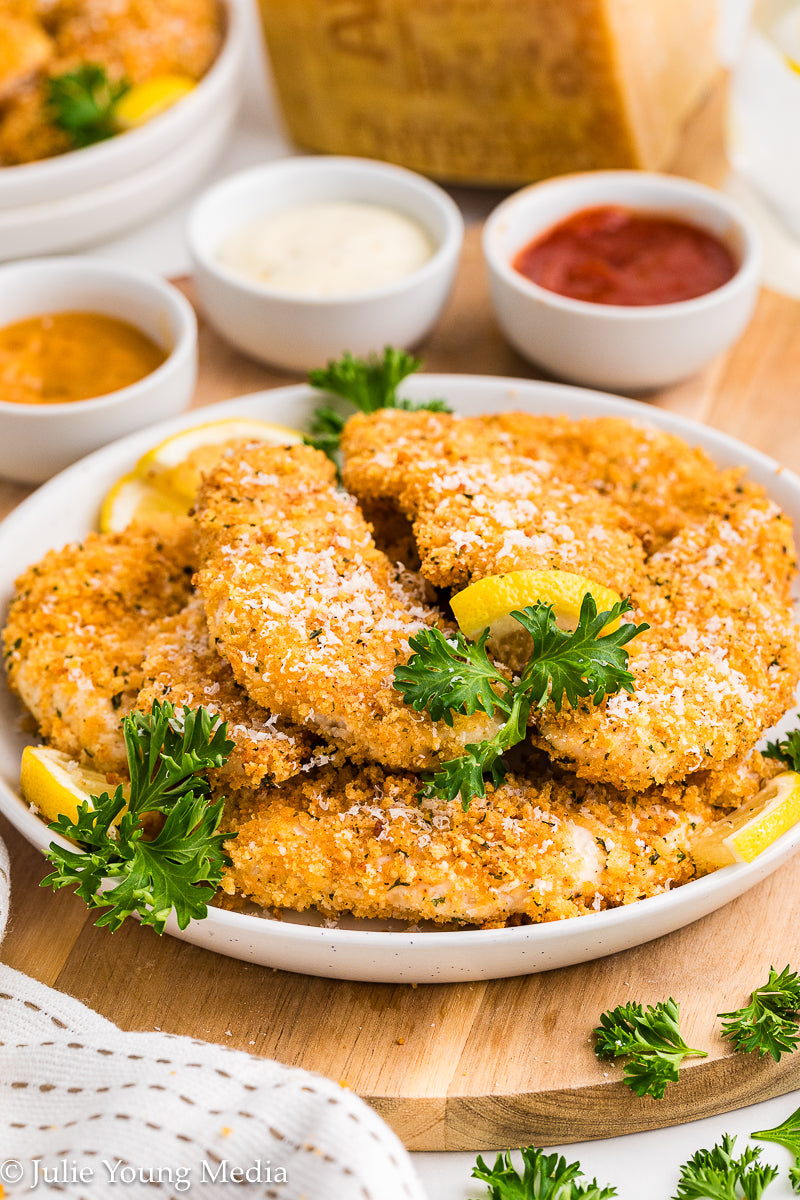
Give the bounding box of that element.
[341,408,746,555]
[221,762,721,928]
[538,492,800,790]
[137,596,331,793]
[0,15,52,101]
[194,443,500,772]
[46,0,221,83]
[3,520,195,771]
[341,409,645,593]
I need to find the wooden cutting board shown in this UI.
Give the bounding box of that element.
[4,88,800,1149]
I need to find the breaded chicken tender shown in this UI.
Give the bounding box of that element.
[538,492,800,790]
[341,409,645,593]
[194,444,500,772]
[137,596,331,793]
[44,0,221,82]
[341,408,744,556]
[4,520,195,771]
[0,15,52,101]
[222,762,720,928]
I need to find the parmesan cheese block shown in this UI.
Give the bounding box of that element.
[257,0,719,186]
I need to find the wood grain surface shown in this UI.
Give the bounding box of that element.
[4,91,800,1149]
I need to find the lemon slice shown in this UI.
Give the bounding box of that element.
[99,417,305,532]
[693,771,800,870]
[99,471,189,534]
[451,568,623,664]
[114,74,196,129]
[137,418,304,502]
[20,745,123,826]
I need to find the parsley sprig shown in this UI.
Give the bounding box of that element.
[48,64,130,149]
[305,347,450,460]
[764,728,800,773]
[718,965,800,1062]
[42,701,234,933]
[593,998,707,1099]
[673,1135,777,1200]
[752,1103,800,1193]
[393,594,647,809]
[471,1147,616,1200]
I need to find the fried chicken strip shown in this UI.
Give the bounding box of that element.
[341,409,645,593]
[137,596,330,793]
[537,492,800,789]
[341,408,744,558]
[3,520,195,771]
[193,444,499,771]
[222,761,723,928]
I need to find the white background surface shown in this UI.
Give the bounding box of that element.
[39,0,800,1193]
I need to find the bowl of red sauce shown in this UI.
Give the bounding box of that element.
[482,171,761,392]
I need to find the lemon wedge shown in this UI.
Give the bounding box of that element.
[20,745,124,826]
[100,471,190,533]
[450,568,623,659]
[99,417,305,532]
[451,569,624,671]
[137,418,304,502]
[114,74,196,129]
[693,771,800,870]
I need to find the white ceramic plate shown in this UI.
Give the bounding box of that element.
[1,376,798,983]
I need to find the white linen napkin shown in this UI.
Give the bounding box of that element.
[0,838,426,1200]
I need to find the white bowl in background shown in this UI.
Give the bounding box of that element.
[187,156,464,372]
[0,258,197,483]
[0,0,244,212]
[0,103,235,261]
[483,171,762,392]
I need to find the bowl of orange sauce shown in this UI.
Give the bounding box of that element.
[0,258,196,483]
[482,171,761,392]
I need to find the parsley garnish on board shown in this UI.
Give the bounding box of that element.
[593,997,707,1099]
[47,64,130,149]
[673,1135,777,1200]
[752,1103,800,1193]
[42,700,234,933]
[471,1146,617,1200]
[718,965,800,1062]
[393,594,647,809]
[305,347,450,460]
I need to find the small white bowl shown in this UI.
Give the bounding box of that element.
[0,0,244,211]
[0,258,197,484]
[0,0,244,259]
[187,156,464,372]
[483,171,762,392]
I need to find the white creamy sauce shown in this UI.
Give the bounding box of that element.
[216,201,435,296]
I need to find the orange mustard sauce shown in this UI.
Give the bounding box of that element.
[0,311,167,404]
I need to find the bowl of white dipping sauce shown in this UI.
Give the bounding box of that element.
[187,157,464,371]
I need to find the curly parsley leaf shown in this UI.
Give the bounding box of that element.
[41,700,235,933]
[673,1135,777,1200]
[593,998,707,1099]
[718,965,800,1062]
[764,729,800,773]
[752,1102,800,1193]
[305,348,450,460]
[48,64,130,149]
[471,1146,617,1200]
[393,595,647,808]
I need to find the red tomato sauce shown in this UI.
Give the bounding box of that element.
[512,205,737,306]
